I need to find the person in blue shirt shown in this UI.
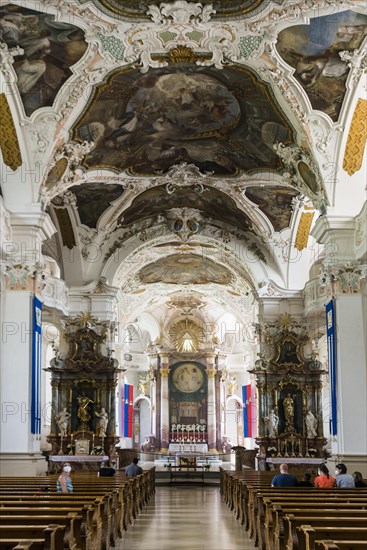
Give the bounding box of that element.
[125,457,143,477]
[271,463,297,487]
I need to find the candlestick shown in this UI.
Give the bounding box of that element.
[284,438,289,457]
[277,438,281,457]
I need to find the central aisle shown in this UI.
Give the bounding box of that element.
[116,486,256,550]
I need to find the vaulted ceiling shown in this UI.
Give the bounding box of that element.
[1,0,366,328]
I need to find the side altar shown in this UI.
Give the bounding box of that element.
[251,314,328,470]
[46,314,121,462]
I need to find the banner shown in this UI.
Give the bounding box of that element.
[31,297,42,434]
[242,384,253,438]
[326,299,337,436]
[123,384,133,437]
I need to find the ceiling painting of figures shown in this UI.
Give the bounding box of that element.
[0,4,88,116]
[69,183,124,229]
[245,186,299,232]
[74,65,294,176]
[88,0,269,20]
[277,11,367,122]
[116,185,253,233]
[139,254,233,285]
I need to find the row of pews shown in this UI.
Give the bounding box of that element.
[0,468,155,550]
[220,468,367,550]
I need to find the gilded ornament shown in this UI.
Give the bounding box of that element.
[206,368,216,378]
[0,93,22,171]
[343,99,367,176]
[295,212,314,251]
[168,46,196,64]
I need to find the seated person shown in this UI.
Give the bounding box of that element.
[314,464,336,488]
[125,456,143,477]
[353,471,367,488]
[98,461,116,477]
[297,472,313,487]
[271,463,297,487]
[335,463,355,488]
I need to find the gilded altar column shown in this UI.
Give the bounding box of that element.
[207,366,217,453]
[159,354,170,452]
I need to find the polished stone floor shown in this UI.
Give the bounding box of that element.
[115,486,256,550]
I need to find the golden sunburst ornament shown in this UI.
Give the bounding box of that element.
[169,318,205,353]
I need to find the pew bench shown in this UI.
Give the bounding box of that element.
[315,541,367,550]
[285,515,367,550]
[297,526,367,550]
[0,525,65,550]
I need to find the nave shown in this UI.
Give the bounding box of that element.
[116,486,255,550]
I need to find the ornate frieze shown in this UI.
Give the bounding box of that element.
[319,264,367,296]
[123,1,239,72]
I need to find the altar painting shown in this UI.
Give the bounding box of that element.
[169,362,207,427]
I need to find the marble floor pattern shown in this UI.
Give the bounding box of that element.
[115,486,256,550]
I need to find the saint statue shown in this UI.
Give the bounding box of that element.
[227,374,238,396]
[265,409,279,438]
[283,393,295,432]
[95,407,108,437]
[305,410,318,438]
[77,394,94,427]
[55,407,71,437]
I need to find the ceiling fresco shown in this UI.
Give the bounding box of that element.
[86,0,271,20]
[139,254,233,285]
[116,185,253,233]
[0,4,88,116]
[74,64,294,176]
[277,11,367,122]
[245,186,299,232]
[69,183,124,228]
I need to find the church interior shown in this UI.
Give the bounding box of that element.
[0,0,366,548]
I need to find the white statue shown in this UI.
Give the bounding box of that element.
[56,407,71,437]
[265,409,279,438]
[305,410,318,438]
[95,408,108,437]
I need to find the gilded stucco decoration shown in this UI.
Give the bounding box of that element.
[169,318,205,354]
[295,212,315,251]
[342,98,367,176]
[0,93,22,171]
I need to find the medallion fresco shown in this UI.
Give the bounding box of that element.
[173,364,204,393]
[0,4,87,116]
[277,11,367,122]
[245,186,299,232]
[75,65,293,175]
[139,254,233,285]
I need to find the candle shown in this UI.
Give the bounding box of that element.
[71,433,73,443]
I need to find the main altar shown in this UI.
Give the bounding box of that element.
[252,314,328,470]
[46,313,120,464]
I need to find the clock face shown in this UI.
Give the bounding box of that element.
[173,364,203,393]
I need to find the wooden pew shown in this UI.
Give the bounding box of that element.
[315,541,367,550]
[298,526,367,550]
[0,525,65,550]
[285,515,367,550]
[267,502,367,550]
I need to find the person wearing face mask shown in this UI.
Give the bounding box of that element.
[57,462,73,493]
[335,463,355,488]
